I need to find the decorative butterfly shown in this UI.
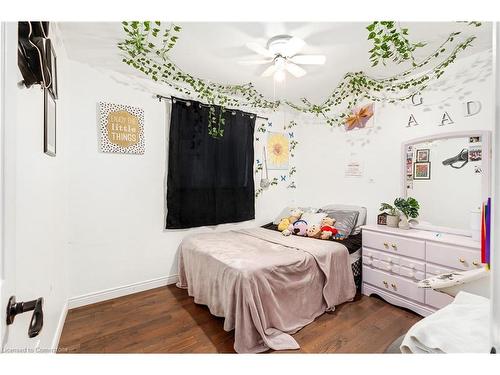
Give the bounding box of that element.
[288,132,294,138]
[344,104,374,131]
[280,175,287,182]
[287,181,296,189]
[267,121,273,127]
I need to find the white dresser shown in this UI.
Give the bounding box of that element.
[361,225,482,316]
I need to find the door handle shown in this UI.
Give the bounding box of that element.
[6,296,44,338]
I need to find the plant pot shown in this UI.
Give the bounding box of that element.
[386,215,400,228]
[398,215,410,230]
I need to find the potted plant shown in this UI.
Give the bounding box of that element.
[379,202,400,228]
[394,197,420,229]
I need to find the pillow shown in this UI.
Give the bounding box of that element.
[320,204,367,235]
[321,209,359,237]
[301,212,328,227]
[272,206,318,225]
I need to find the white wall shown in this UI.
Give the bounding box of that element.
[64,60,295,301]
[292,50,494,227]
[2,22,69,351]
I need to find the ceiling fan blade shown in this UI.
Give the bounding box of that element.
[245,42,275,58]
[285,62,307,78]
[261,64,277,77]
[238,59,273,65]
[289,54,326,65]
[281,36,305,57]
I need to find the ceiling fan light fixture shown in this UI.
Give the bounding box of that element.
[274,69,286,82]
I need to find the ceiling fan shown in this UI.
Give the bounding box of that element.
[239,35,326,81]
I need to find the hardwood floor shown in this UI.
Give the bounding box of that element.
[58,285,421,353]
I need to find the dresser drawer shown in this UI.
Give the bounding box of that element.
[425,264,454,309]
[363,266,424,303]
[363,247,400,265]
[363,256,399,274]
[363,231,425,259]
[426,242,482,271]
[399,266,425,281]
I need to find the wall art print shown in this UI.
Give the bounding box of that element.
[267,132,289,170]
[98,102,145,154]
[413,162,431,180]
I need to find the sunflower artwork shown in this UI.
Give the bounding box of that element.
[267,132,289,170]
[344,103,374,131]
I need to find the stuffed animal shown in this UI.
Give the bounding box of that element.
[287,208,303,225]
[320,226,338,240]
[292,220,308,236]
[278,218,291,232]
[320,217,338,240]
[307,224,322,239]
[282,228,291,236]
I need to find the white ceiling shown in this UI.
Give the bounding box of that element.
[58,22,492,103]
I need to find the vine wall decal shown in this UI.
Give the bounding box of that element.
[118,21,482,133]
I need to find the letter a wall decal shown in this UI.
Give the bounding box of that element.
[407,114,419,127]
[439,111,454,126]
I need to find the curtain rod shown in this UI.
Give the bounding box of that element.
[156,94,269,121]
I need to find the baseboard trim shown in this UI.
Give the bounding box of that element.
[67,274,179,310]
[52,301,68,351]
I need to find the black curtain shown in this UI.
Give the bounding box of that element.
[166,98,255,229]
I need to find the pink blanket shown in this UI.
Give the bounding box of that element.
[177,227,356,353]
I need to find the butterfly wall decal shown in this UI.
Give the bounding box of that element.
[344,103,374,131]
[280,175,287,182]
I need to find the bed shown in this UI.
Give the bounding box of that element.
[176,206,365,353]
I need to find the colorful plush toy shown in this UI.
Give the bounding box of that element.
[307,224,322,239]
[320,217,338,240]
[278,218,291,232]
[292,220,308,236]
[282,228,292,236]
[288,208,303,225]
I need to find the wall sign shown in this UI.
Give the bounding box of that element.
[98,102,145,154]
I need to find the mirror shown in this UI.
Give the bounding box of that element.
[402,131,491,237]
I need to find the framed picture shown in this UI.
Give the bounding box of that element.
[377,212,388,225]
[44,89,56,156]
[416,149,430,162]
[413,162,431,180]
[45,38,58,99]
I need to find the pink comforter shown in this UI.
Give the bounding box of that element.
[176,227,356,353]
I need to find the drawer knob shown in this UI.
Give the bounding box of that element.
[473,261,480,266]
[383,242,389,248]
[383,281,388,288]
[391,283,397,290]
[391,243,397,250]
[459,258,466,264]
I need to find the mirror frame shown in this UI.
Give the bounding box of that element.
[401,130,492,237]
